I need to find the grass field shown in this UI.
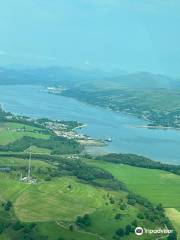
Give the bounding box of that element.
[14,176,109,222]
[0,156,52,169]
[0,172,27,202]
[0,122,49,145]
[166,208,180,239]
[0,172,128,240]
[88,159,180,237]
[36,222,101,240]
[88,160,180,208]
[0,166,161,240]
[0,156,54,202]
[24,145,51,154]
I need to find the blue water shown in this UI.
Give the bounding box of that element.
[0,85,180,164]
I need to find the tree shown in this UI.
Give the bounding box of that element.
[132,219,138,227]
[83,214,91,226]
[127,198,136,206]
[0,223,5,234]
[4,200,12,211]
[125,225,132,235]
[137,212,144,219]
[167,231,177,240]
[12,221,24,231]
[21,234,33,240]
[110,197,115,204]
[120,204,126,210]
[23,223,36,234]
[156,203,164,211]
[115,213,122,220]
[45,176,51,181]
[116,228,124,237]
[76,214,91,227]
[69,225,74,232]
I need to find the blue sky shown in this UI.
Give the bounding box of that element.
[0,0,180,76]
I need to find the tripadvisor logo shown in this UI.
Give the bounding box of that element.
[135,227,144,236]
[135,227,173,236]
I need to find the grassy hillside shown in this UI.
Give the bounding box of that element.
[14,176,110,222]
[87,160,180,208]
[88,159,180,238]
[0,122,49,145]
[166,209,180,240]
[0,156,52,169]
[63,86,180,128]
[0,169,168,240]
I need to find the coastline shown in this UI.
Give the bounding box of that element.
[73,124,87,130]
[136,125,180,131]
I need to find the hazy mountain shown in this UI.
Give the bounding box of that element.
[0,66,179,90]
[0,66,108,86]
[73,72,180,91]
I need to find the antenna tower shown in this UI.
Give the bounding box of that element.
[28,146,32,180]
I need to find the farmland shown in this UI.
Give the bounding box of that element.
[87,159,180,238]
[0,122,49,145]
[87,160,180,208]
[0,168,168,240]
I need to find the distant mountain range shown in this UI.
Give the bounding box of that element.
[74,72,180,91]
[0,66,180,90]
[0,66,99,86]
[0,66,119,86]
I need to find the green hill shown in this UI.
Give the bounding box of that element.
[88,159,180,238]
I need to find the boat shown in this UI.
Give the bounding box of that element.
[104,137,112,142]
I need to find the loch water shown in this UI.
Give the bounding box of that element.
[0,85,180,164]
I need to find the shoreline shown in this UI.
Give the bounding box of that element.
[136,125,180,131]
[73,124,87,130]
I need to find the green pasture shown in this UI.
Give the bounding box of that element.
[88,160,180,237]
[14,177,109,222]
[0,172,27,202]
[88,160,180,209]
[36,222,100,240]
[0,156,54,202]
[0,122,49,145]
[166,208,180,239]
[24,146,51,154]
[0,168,168,240]
[12,173,165,239]
[0,156,52,169]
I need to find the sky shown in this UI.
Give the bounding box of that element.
[0,0,180,76]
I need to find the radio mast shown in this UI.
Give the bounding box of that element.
[27,146,32,180]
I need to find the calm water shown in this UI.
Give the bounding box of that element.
[0,85,180,164]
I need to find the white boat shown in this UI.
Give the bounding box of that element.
[104,137,112,142]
